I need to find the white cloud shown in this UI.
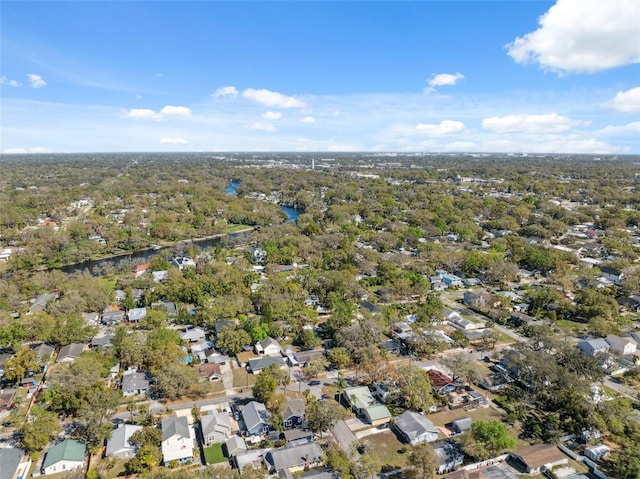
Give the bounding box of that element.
[506,0,640,74]
[248,122,277,132]
[26,73,46,88]
[263,111,282,120]
[2,146,54,154]
[124,108,164,121]
[300,116,315,124]
[605,87,640,113]
[426,72,464,92]
[415,120,465,136]
[160,105,192,117]
[242,88,306,108]
[212,86,239,98]
[327,143,362,152]
[124,105,191,121]
[1,76,22,87]
[482,112,580,133]
[598,122,640,137]
[159,137,188,145]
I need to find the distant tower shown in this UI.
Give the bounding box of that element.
[312,157,315,170]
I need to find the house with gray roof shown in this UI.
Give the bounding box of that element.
[451,417,472,434]
[264,442,324,473]
[105,424,142,459]
[283,398,306,429]
[393,410,439,445]
[235,447,271,472]
[161,416,194,466]
[31,343,54,362]
[248,356,286,374]
[121,369,150,397]
[201,411,232,446]
[255,336,281,356]
[28,293,55,314]
[0,447,26,479]
[128,307,147,322]
[41,439,86,475]
[180,327,206,343]
[577,338,610,357]
[241,401,270,436]
[225,435,247,457]
[433,441,464,475]
[102,310,125,325]
[56,343,85,363]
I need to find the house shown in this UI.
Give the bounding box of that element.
[171,256,196,270]
[225,435,247,457]
[479,373,512,392]
[427,369,458,394]
[180,327,206,343]
[105,424,142,459]
[121,369,150,397]
[290,348,324,367]
[393,410,439,445]
[0,389,16,411]
[360,301,380,315]
[341,386,391,426]
[264,442,324,474]
[128,307,147,322]
[509,312,543,327]
[154,300,177,316]
[577,338,610,357]
[255,337,281,356]
[161,416,194,467]
[584,443,609,461]
[56,343,85,363]
[152,270,169,283]
[463,291,501,309]
[28,293,55,314]
[0,447,29,479]
[283,398,306,429]
[133,263,150,277]
[195,363,222,382]
[251,247,267,264]
[433,442,464,474]
[241,401,270,436]
[90,334,114,349]
[248,356,286,374]
[442,274,463,288]
[283,428,314,445]
[31,343,55,362]
[102,310,125,325]
[451,417,472,434]
[201,411,232,446]
[235,447,271,473]
[81,312,100,326]
[605,334,637,355]
[41,439,86,475]
[600,266,625,286]
[443,465,518,479]
[509,444,568,475]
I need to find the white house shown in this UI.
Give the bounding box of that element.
[605,335,637,356]
[161,416,194,466]
[577,338,610,357]
[200,411,232,446]
[105,424,142,459]
[180,327,206,343]
[393,411,439,445]
[41,439,86,475]
[254,337,281,356]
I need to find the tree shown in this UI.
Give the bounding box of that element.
[407,442,438,479]
[295,328,321,350]
[327,347,351,370]
[19,407,60,454]
[442,353,480,384]
[154,362,201,401]
[216,325,252,355]
[305,398,346,434]
[2,347,42,382]
[468,420,515,457]
[388,364,435,412]
[253,373,278,404]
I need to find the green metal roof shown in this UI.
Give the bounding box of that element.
[42,439,86,469]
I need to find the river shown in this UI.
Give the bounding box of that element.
[57,181,301,276]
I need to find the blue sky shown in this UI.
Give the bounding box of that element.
[1,0,639,154]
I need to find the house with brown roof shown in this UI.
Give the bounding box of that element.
[508,444,567,474]
[195,363,222,382]
[427,369,459,394]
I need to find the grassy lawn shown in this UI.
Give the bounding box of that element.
[360,431,409,470]
[231,366,256,389]
[556,319,588,333]
[204,443,227,464]
[428,405,504,429]
[206,380,226,394]
[103,458,127,479]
